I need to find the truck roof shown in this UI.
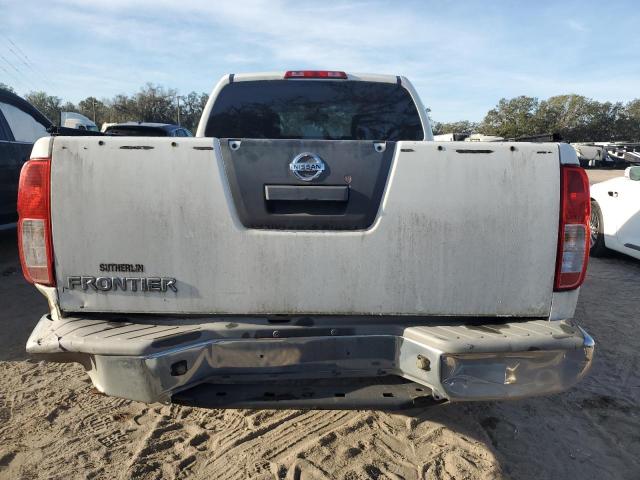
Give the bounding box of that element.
[230,71,402,84]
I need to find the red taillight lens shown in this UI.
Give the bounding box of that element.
[554,165,590,291]
[17,158,55,285]
[284,70,348,79]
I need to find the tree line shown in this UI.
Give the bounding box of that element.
[1,82,208,133]
[2,81,639,142]
[433,95,640,142]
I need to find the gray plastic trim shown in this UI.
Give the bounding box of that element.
[219,139,395,230]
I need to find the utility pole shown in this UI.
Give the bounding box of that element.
[176,95,182,126]
[92,98,96,123]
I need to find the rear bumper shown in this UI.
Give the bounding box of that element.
[27,314,594,406]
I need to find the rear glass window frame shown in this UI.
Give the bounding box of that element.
[205,79,424,141]
[0,101,48,143]
[0,107,14,141]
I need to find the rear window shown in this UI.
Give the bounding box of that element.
[105,126,167,137]
[0,101,48,142]
[205,80,424,141]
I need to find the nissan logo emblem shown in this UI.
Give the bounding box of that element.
[289,152,326,181]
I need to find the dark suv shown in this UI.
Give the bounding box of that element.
[0,89,51,226]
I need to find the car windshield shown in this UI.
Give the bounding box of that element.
[205,80,424,141]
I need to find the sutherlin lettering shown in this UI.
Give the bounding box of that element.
[99,263,145,273]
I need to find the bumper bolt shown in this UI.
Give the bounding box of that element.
[170,360,188,376]
[416,354,431,371]
[272,330,280,338]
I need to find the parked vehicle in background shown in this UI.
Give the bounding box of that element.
[571,143,613,168]
[465,133,504,142]
[0,88,51,226]
[20,70,593,409]
[593,142,640,166]
[61,112,98,131]
[434,132,562,144]
[433,133,469,141]
[103,122,192,137]
[590,166,640,260]
[623,151,640,165]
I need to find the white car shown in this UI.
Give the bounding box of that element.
[590,166,640,260]
[61,112,99,131]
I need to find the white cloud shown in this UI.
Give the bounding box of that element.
[567,19,588,32]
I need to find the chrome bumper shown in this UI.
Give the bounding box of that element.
[27,314,594,405]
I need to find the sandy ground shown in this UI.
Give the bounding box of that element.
[586,168,624,185]
[1,169,639,479]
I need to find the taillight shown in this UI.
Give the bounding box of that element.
[284,70,348,79]
[17,158,55,285]
[554,165,590,291]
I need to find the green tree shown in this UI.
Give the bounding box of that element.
[61,101,76,112]
[535,95,589,141]
[534,95,625,142]
[134,83,177,123]
[77,97,110,126]
[25,91,62,124]
[179,91,209,132]
[432,120,478,135]
[0,82,15,93]
[617,99,640,141]
[107,94,137,124]
[479,96,540,138]
[584,100,622,142]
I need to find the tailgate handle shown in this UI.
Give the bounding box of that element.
[264,185,349,202]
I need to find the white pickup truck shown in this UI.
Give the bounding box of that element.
[20,71,594,409]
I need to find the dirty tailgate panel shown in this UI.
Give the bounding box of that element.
[51,137,559,316]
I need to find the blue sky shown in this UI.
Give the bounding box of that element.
[0,0,639,122]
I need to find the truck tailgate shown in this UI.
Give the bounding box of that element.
[50,137,559,316]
